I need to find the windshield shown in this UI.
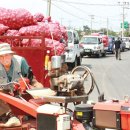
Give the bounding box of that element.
[67,31,73,43]
[122,38,128,42]
[80,37,98,44]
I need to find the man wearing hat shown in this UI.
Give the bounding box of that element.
[0,43,43,127]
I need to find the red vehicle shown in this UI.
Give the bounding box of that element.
[102,35,109,51]
[91,33,109,51]
[0,35,52,87]
[0,36,130,130]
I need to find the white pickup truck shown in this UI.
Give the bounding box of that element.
[64,29,81,70]
[80,35,106,58]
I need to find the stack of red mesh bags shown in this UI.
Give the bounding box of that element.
[0,7,67,56]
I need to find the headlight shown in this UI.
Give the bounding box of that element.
[94,46,96,49]
[94,46,100,49]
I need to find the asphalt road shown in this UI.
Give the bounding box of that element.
[81,50,130,102]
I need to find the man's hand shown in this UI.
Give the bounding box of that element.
[31,82,43,89]
[0,88,4,92]
[31,77,44,89]
[0,88,10,94]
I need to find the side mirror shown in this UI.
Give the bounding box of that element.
[98,39,102,44]
[65,47,72,52]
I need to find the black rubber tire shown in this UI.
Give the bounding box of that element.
[77,56,81,66]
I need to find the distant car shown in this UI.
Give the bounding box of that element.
[79,43,84,58]
[122,37,130,50]
[79,35,106,58]
[107,36,115,54]
[120,38,126,52]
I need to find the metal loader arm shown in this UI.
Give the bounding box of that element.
[0,92,37,118]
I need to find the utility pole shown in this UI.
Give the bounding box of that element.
[118,1,129,37]
[47,0,51,16]
[89,15,94,34]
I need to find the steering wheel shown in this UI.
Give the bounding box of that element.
[71,66,94,95]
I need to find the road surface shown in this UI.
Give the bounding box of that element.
[81,50,130,102]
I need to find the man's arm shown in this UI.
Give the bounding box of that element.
[21,57,43,88]
[21,57,29,77]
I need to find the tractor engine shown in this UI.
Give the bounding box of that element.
[51,74,85,96]
[48,55,86,96]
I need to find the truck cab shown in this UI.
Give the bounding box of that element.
[80,35,106,57]
[65,29,81,70]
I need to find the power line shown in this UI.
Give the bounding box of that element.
[51,1,91,22]
[54,2,121,30]
[43,0,123,22]
[43,0,126,31]
[59,0,121,22]
[51,0,119,6]
[57,0,102,24]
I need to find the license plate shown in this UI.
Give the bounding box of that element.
[85,49,90,52]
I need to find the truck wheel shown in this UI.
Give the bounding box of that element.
[72,58,78,68]
[81,54,84,58]
[77,56,81,66]
[88,54,91,57]
[67,58,78,70]
[67,63,72,71]
[97,52,102,58]
[102,52,106,57]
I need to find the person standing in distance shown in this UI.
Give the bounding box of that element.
[114,37,122,60]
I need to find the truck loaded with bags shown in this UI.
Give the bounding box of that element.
[0,7,69,87]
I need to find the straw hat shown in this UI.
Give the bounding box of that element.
[0,43,15,56]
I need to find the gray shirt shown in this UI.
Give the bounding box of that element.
[6,57,29,82]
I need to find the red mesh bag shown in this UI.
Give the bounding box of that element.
[45,38,66,56]
[19,21,62,41]
[20,38,65,55]
[43,22,62,41]
[42,16,52,22]
[19,24,45,36]
[0,7,36,29]
[4,30,19,36]
[21,39,42,47]
[34,13,44,22]
[2,30,21,46]
[0,24,9,35]
[60,25,68,42]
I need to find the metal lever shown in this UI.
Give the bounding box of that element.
[18,72,29,90]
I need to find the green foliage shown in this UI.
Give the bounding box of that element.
[76,25,120,39]
[124,29,130,37]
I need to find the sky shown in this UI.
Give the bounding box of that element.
[0,0,130,32]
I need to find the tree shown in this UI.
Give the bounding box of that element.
[124,29,130,37]
[83,25,90,32]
